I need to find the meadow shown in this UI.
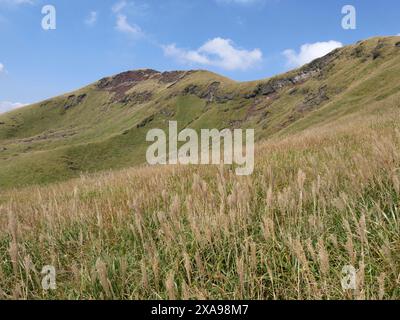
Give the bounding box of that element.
[0,98,399,300]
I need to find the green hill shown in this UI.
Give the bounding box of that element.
[1,36,400,189]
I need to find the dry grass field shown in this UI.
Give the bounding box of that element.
[0,96,399,300]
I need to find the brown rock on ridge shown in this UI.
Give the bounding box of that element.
[97,69,160,89]
[97,69,196,102]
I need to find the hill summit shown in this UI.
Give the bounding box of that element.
[1,36,400,188]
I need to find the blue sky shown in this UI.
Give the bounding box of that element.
[0,0,399,112]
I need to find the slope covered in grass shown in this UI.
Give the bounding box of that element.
[0,36,400,189]
[0,97,399,299]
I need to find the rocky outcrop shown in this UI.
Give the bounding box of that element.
[98,69,159,102]
[117,91,153,105]
[183,84,201,96]
[245,49,340,99]
[246,77,300,99]
[182,81,235,103]
[158,71,194,85]
[64,94,87,110]
[98,69,196,103]
[370,39,388,60]
[371,40,387,60]
[351,44,365,58]
[201,82,220,102]
[97,69,160,90]
[295,85,329,113]
[136,115,155,128]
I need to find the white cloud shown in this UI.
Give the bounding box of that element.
[0,101,27,114]
[115,14,143,37]
[85,11,97,26]
[0,63,4,73]
[163,38,262,71]
[112,2,144,38]
[283,41,343,68]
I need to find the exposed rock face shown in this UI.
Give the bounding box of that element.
[215,93,235,103]
[97,69,195,103]
[183,84,200,96]
[372,41,384,60]
[97,69,160,90]
[158,71,194,85]
[136,115,155,128]
[255,83,277,96]
[117,91,153,105]
[201,82,221,103]
[295,85,329,113]
[182,81,235,103]
[64,94,87,110]
[371,40,386,60]
[303,48,340,72]
[351,44,365,58]
[246,49,340,99]
[246,77,300,99]
[94,48,342,108]
[350,39,397,62]
[98,69,160,102]
[97,69,195,90]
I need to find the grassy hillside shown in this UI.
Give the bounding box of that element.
[0,36,399,300]
[1,36,400,189]
[0,96,398,299]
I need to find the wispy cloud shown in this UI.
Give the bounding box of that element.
[283,41,343,68]
[0,63,4,73]
[115,14,143,37]
[0,101,27,114]
[85,11,98,26]
[163,38,262,71]
[112,1,145,38]
[112,0,149,15]
[112,0,127,13]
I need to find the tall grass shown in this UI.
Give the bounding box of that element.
[0,108,399,300]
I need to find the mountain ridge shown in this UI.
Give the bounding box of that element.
[1,36,400,189]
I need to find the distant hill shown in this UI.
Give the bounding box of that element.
[1,36,400,189]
